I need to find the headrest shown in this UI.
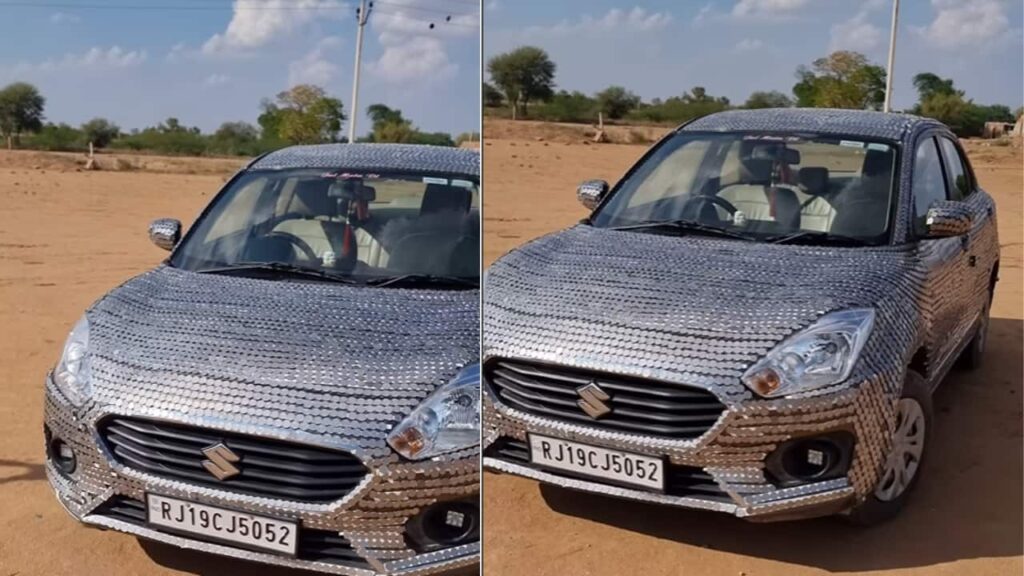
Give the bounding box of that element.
[292,179,336,217]
[421,183,472,216]
[863,149,894,178]
[798,167,830,196]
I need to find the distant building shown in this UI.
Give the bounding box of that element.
[982,121,1015,138]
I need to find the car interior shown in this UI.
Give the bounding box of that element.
[193,174,480,278]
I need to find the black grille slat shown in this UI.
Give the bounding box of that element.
[488,360,726,440]
[91,496,369,567]
[100,417,367,503]
[485,438,730,501]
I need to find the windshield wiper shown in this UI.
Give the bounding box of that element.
[768,231,873,246]
[363,274,479,289]
[610,219,756,241]
[196,261,359,284]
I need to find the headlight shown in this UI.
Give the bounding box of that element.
[388,364,480,460]
[53,315,92,406]
[742,309,874,398]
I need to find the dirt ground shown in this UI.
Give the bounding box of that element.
[481,123,1024,576]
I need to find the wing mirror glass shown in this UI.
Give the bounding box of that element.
[149,218,182,251]
[577,180,609,211]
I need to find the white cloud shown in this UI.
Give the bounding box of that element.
[370,36,457,83]
[204,73,231,87]
[367,0,477,84]
[830,11,882,52]
[12,46,147,74]
[525,7,673,36]
[202,0,345,55]
[50,12,80,24]
[731,0,809,18]
[486,0,499,12]
[915,0,1013,49]
[734,38,765,52]
[288,36,343,86]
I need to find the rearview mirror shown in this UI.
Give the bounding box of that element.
[149,218,182,251]
[924,200,973,238]
[577,180,609,211]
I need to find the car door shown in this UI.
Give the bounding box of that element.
[910,134,973,383]
[935,135,996,315]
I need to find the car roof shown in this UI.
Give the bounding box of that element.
[249,143,480,176]
[681,108,947,142]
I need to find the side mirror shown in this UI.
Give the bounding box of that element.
[149,218,182,251]
[924,200,973,238]
[577,180,609,211]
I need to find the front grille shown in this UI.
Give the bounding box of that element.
[486,360,726,439]
[485,437,730,501]
[99,417,367,503]
[91,496,368,567]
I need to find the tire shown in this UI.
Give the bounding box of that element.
[958,293,991,370]
[845,371,932,526]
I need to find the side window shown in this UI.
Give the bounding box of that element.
[937,137,971,200]
[912,137,947,237]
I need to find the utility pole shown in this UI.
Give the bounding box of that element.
[883,0,899,113]
[348,0,372,143]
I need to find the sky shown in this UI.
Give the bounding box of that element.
[0,0,480,136]
[484,0,1024,112]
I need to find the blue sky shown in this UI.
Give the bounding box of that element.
[484,0,1023,112]
[0,0,480,136]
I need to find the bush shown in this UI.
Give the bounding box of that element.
[24,123,86,151]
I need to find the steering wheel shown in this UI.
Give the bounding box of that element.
[262,231,320,262]
[680,195,738,221]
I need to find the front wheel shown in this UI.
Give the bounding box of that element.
[845,371,932,526]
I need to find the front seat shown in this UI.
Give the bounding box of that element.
[830,149,895,238]
[388,184,472,274]
[718,157,800,228]
[271,179,355,266]
[796,167,835,232]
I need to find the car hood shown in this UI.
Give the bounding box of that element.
[483,225,917,402]
[81,265,478,455]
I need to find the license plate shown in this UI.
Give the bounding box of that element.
[146,494,298,555]
[528,434,664,491]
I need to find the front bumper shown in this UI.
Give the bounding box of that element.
[483,369,895,522]
[44,375,479,575]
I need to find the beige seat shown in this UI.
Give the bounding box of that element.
[795,167,836,232]
[717,158,801,228]
[273,179,389,267]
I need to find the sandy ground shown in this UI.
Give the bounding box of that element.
[481,127,1024,576]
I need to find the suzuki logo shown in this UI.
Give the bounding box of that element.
[201,443,241,480]
[576,382,612,419]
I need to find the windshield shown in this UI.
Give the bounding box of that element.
[591,132,898,245]
[171,169,479,282]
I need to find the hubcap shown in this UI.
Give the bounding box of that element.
[874,398,926,502]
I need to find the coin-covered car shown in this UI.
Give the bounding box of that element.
[483,109,999,524]
[45,144,481,574]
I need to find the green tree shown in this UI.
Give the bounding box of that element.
[210,121,260,155]
[912,72,958,102]
[744,90,793,109]
[81,117,120,148]
[920,92,971,133]
[537,90,597,122]
[260,85,345,145]
[0,82,45,149]
[595,85,640,120]
[483,82,504,108]
[487,46,556,119]
[792,51,886,110]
